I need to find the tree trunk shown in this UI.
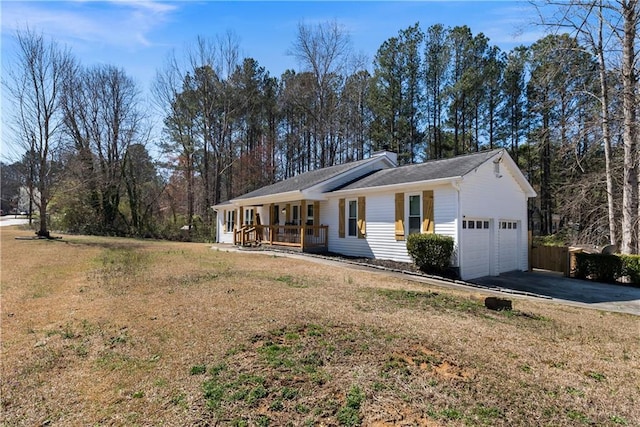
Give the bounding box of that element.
[620,0,638,254]
[541,103,553,235]
[38,155,49,237]
[597,4,618,247]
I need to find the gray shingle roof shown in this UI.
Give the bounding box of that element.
[234,156,381,200]
[230,149,503,202]
[335,149,502,191]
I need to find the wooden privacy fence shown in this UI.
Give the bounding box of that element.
[531,245,569,275]
[530,244,584,277]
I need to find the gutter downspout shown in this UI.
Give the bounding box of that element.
[452,179,462,275]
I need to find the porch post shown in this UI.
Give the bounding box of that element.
[325,225,328,249]
[239,206,245,246]
[301,200,307,250]
[314,201,320,237]
[269,204,275,244]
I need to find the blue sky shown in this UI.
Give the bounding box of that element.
[1,1,545,160]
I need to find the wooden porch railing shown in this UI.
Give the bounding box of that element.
[234,226,259,247]
[234,224,328,252]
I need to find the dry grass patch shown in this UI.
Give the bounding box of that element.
[1,227,638,426]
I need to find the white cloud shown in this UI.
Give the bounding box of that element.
[475,4,548,48]
[109,0,177,14]
[1,1,178,50]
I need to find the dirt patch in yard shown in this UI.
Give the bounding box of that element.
[2,228,639,426]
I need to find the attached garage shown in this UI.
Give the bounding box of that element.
[497,220,520,274]
[461,218,523,279]
[460,218,492,279]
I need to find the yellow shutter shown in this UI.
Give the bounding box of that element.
[395,193,405,241]
[357,196,366,239]
[338,198,345,238]
[422,190,434,234]
[239,207,244,226]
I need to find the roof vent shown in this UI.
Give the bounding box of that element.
[493,155,503,178]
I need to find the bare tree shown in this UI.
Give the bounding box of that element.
[62,64,146,233]
[153,34,240,239]
[619,0,638,254]
[153,51,198,233]
[538,0,639,253]
[289,20,352,168]
[189,34,241,231]
[595,1,618,248]
[3,28,74,237]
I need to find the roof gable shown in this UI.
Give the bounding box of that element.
[335,149,502,191]
[233,153,393,201]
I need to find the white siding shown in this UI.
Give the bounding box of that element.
[459,160,529,277]
[217,209,235,244]
[261,206,271,226]
[324,159,529,280]
[317,200,330,226]
[433,187,459,266]
[366,193,409,262]
[326,197,374,258]
[327,185,460,264]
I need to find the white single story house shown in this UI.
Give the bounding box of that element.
[213,149,536,280]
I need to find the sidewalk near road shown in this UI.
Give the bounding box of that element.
[0,217,30,227]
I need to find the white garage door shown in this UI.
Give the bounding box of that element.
[461,219,491,279]
[498,220,520,273]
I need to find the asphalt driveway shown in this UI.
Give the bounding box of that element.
[472,270,640,316]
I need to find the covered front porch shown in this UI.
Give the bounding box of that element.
[234,223,328,252]
[225,200,328,253]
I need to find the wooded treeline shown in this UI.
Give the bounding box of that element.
[2,1,639,253]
